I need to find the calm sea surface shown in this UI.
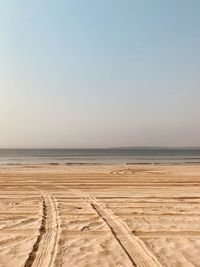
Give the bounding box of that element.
[0,148,200,164]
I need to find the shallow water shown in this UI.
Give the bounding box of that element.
[0,148,200,164]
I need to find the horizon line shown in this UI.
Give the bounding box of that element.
[0,146,200,150]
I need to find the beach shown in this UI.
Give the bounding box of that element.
[1,0,200,265]
[1,164,200,267]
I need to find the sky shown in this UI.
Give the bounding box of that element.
[0,0,200,148]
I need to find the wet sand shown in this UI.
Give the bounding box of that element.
[0,164,200,267]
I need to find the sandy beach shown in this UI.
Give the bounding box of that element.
[1,164,200,267]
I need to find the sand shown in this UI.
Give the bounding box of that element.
[0,164,200,267]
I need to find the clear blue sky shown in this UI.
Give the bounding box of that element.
[0,1,200,148]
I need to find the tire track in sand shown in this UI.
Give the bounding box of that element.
[71,189,162,267]
[24,193,60,267]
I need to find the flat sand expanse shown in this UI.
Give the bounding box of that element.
[1,164,200,267]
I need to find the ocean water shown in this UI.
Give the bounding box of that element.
[0,148,200,165]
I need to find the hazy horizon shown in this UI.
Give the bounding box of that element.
[1,146,200,150]
[1,1,200,148]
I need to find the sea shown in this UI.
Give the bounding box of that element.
[0,148,200,165]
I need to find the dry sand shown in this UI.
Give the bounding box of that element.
[0,164,200,267]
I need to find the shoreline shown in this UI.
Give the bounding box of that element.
[1,161,200,166]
